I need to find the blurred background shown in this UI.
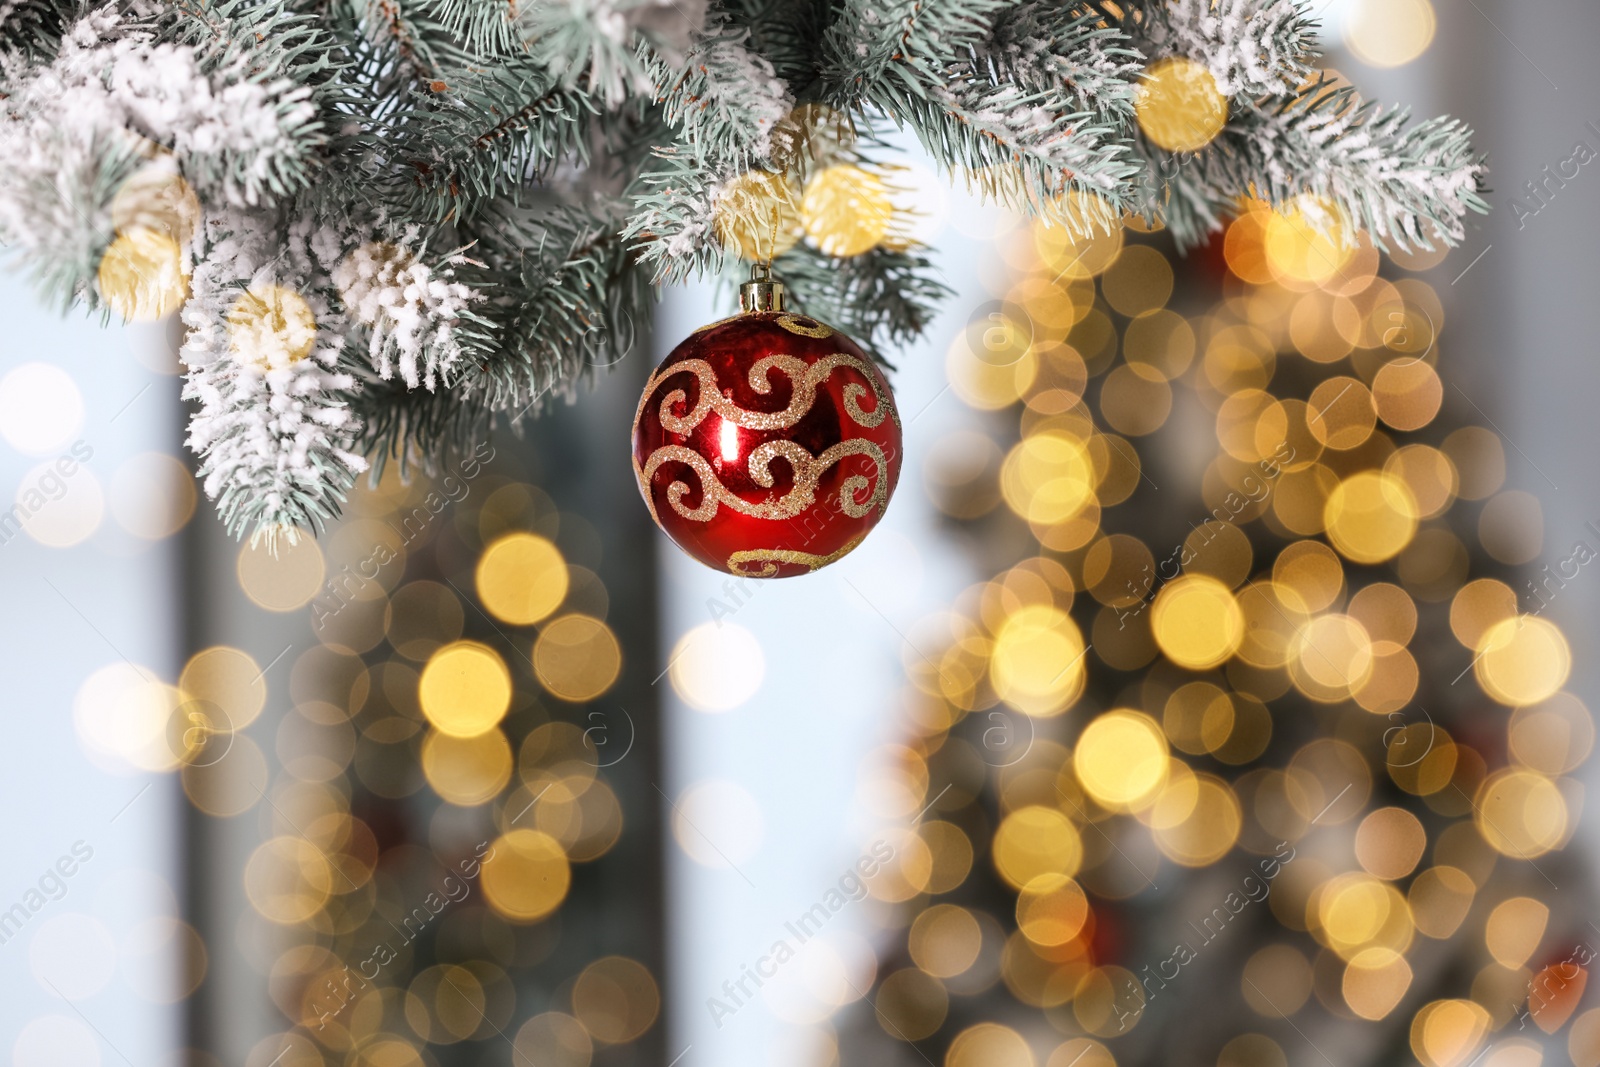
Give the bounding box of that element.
[4,2,1599,1067]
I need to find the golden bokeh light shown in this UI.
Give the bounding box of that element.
[182,733,269,816]
[989,604,1088,716]
[1047,1039,1114,1067]
[993,806,1083,888]
[1344,947,1414,1021]
[909,905,983,978]
[946,1021,1035,1067]
[1136,57,1228,153]
[1449,579,1518,650]
[533,614,622,702]
[1154,772,1241,866]
[1241,944,1312,1018]
[236,534,325,612]
[1099,363,1172,437]
[1101,244,1173,317]
[98,227,188,321]
[1474,617,1571,707]
[1410,999,1490,1067]
[1345,0,1437,69]
[1474,769,1568,858]
[715,169,802,261]
[1074,710,1168,811]
[1150,575,1244,670]
[1485,897,1549,969]
[1509,693,1594,776]
[1373,359,1444,431]
[947,315,1037,411]
[1000,431,1097,525]
[475,532,568,626]
[480,829,571,921]
[1290,614,1374,703]
[1075,965,1145,1036]
[227,284,318,368]
[1264,197,1352,289]
[1324,471,1419,564]
[179,645,267,735]
[513,1012,593,1067]
[572,956,660,1044]
[920,821,975,894]
[418,641,512,737]
[421,728,513,806]
[801,163,894,257]
[243,836,333,924]
[1016,873,1089,947]
[1314,873,1414,961]
[1307,376,1376,450]
[1409,866,1475,939]
[1033,199,1123,280]
[1355,807,1427,880]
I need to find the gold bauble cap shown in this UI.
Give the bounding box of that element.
[738,263,785,313]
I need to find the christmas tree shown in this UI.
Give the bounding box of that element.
[0,0,1485,542]
[834,208,1590,1067]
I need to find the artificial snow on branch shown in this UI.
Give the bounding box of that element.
[0,0,1489,542]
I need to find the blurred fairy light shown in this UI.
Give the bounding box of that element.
[475,531,568,625]
[0,361,83,455]
[671,779,764,869]
[838,179,1593,1067]
[716,169,803,262]
[226,283,317,368]
[418,640,512,737]
[109,452,196,540]
[801,163,895,257]
[98,228,188,321]
[1341,0,1437,69]
[532,614,622,703]
[1135,57,1229,154]
[45,463,653,1060]
[668,621,765,711]
[236,534,324,611]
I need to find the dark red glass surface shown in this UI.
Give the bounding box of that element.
[631,311,903,578]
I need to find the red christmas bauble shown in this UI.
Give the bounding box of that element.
[631,301,902,579]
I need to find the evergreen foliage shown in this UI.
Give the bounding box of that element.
[0,0,1487,540]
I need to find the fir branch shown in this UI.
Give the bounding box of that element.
[718,0,824,89]
[775,241,951,366]
[821,0,1144,227]
[0,0,73,60]
[622,144,737,281]
[986,2,1141,112]
[819,0,1013,102]
[331,235,486,390]
[519,0,707,108]
[1160,82,1489,251]
[0,0,1494,543]
[353,201,646,469]
[380,63,596,221]
[1122,0,1317,97]
[646,15,792,163]
[460,200,645,408]
[0,129,145,312]
[182,208,369,539]
[427,0,526,59]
